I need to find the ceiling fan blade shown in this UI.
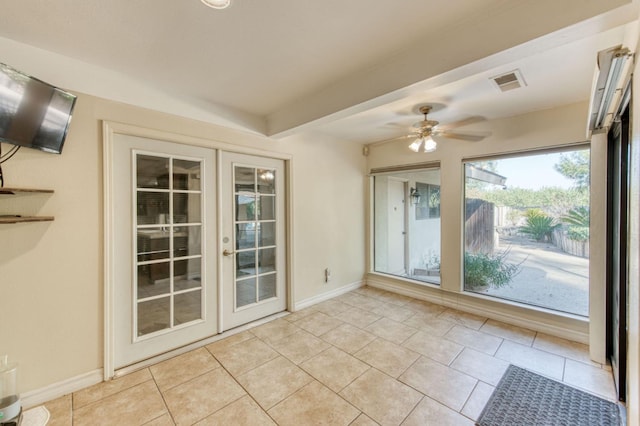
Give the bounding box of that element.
[435,130,490,142]
[436,116,485,131]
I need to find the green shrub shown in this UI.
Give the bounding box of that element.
[567,226,589,242]
[464,250,521,289]
[561,206,589,227]
[524,208,546,219]
[520,211,558,242]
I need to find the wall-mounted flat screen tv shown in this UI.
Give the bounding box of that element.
[0,63,76,154]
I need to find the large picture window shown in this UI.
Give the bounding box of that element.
[462,147,590,316]
[373,167,441,285]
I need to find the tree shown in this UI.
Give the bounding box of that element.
[554,150,590,188]
[466,186,589,216]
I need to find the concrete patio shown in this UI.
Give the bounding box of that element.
[470,235,589,317]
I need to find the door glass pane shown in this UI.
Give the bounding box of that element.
[174,226,201,257]
[463,149,590,317]
[138,297,170,336]
[236,223,256,249]
[259,274,277,300]
[141,261,170,287]
[174,291,202,325]
[237,278,257,307]
[233,163,279,310]
[134,152,206,338]
[174,259,201,291]
[137,155,169,189]
[137,228,170,262]
[258,196,275,220]
[174,193,201,223]
[173,159,201,190]
[257,169,275,194]
[258,222,276,247]
[235,167,255,192]
[137,264,170,298]
[258,248,276,273]
[137,192,169,225]
[236,195,256,221]
[373,169,441,285]
[237,251,256,277]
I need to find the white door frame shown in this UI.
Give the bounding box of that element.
[103,121,295,380]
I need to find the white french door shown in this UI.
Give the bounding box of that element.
[112,134,216,369]
[220,152,286,330]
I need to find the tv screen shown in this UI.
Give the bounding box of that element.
[0,63,76,154]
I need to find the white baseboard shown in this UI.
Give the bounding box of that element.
[21,369,103,409]
[366,276,589,344]
[295,280,363,311]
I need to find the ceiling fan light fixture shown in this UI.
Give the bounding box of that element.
[423,136,437,152]
[408,138,422,152]
[201,0,231,9]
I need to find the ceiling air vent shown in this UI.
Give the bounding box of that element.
[490,69,526,92]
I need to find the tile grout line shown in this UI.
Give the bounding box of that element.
[59,289,616,425]
[459,380,483,422]
[205,346,279,424]
[70,376,158,422]
[148,376,177,426]
[398,395,426,425]
[151,350,247,424]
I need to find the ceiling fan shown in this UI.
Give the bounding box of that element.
[408,105,489,153]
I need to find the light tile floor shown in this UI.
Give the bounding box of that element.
[38,286,618,426]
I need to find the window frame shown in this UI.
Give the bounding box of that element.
[460,144,591,317]
[370,162,442,287]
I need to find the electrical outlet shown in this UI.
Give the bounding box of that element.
[324,268,331,283]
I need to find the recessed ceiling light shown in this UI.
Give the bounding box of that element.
[201,0,231,9]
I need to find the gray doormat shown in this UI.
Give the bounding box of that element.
[477,365,621,426]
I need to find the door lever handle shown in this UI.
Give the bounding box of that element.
[223,249,235,257]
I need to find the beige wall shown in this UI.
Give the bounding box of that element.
[282,133,367,301]
[366,102,606,353]
[0,94,366,393]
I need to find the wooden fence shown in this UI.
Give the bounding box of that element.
[551,228,589,258]
[465,198,495,254]
[466,204,589,258]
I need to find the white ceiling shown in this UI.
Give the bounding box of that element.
[0,0,637,143]
[318,23,635,145]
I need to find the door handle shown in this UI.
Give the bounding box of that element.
[223,249,235,257]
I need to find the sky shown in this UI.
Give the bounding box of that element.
[490,152,576,190]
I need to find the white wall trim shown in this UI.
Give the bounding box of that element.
[366,275,589,344]
[295,281,364,311]
[102,121,116,380]
[589,133,608,363]
[21,369,103,409]
[103,121,291,161]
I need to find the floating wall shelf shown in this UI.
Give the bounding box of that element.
[0,187,55,223]
[0,187,54,195]
[0,215,54,224]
